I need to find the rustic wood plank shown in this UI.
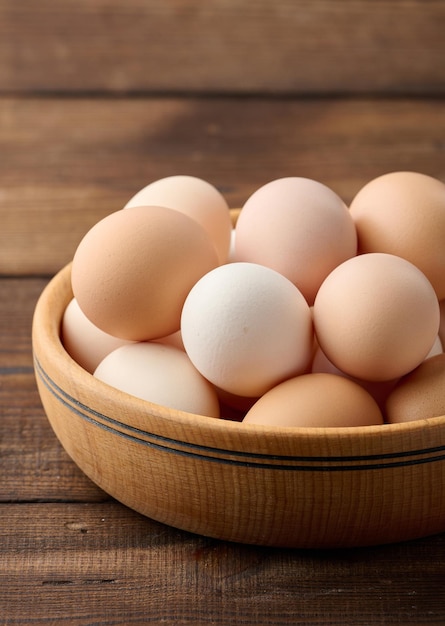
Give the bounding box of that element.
[0,372,109,502]
[0,1,444,95]
[0,277,45,368]
[1,96,444,276]
[1,501,445,624]
[0,277,107,502]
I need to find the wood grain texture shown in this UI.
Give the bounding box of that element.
[1,502,445,625]
[31,262,445,549]
[0,372,108,502]
[1,96,444,275]
[0,277,108,502]
[0,0,444,95]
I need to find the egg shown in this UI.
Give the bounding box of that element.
[228,228,237,262]
[386,354,445,423]
[427,335,443,359]
[124,175,232,263]
[71,205,219,341]
[439,300,445,348]
[350,171,445,300]
[153,330,185,351]
[234,177,357,304]
[311,345,398,411]
[94,342,220,417]
[181,262,313,397]
[243,373,384,427]
[313,253,440,381]
[61,298,133,373]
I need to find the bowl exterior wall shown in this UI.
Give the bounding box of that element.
[33,264,445,548]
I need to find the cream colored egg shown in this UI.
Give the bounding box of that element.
[181,262,313,397]
[234,177,357,304]
[61,298,133,373]
[243,373,384,427]
[313,253,440,381]
[124,175,232,263]
[94,342,220,417]
[350,171,445,300]
[71,205,219,341]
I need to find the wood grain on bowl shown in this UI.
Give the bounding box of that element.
[32,262,445,548]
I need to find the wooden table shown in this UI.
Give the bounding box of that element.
[1,2,445,623]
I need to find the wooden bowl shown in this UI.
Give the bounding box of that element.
[32,259,445,549]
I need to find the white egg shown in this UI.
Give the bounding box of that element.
[94,342,220,418]
[181,262,313,397]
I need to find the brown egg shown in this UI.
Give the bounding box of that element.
[311,345,398,411]
[350,171,445,300]
[243,373,384,428]
[313,252,440,382]
[71,205,219,341]
[386,353,445,423]
[124,175,232,263]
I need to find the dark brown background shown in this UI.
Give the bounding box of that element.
[1,1,445,623]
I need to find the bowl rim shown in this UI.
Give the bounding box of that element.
[32,259,445,444]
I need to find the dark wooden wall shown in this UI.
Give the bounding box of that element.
[1,1,444,96]
[1,1,444,275]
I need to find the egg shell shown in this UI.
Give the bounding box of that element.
[124,175,232,263]
[311,345,398,412]
[313,252,440,382]
[427,335,443,359]
[386,353,445,424]
[71,205,219,341]
[181,262,314,397]
[243,373,384,428]
[153,330,185,351]
[439,300,445,348]
[234,177,357,304]
[350,171,445,300]
[61,298,134,373]
[94,342,220,418]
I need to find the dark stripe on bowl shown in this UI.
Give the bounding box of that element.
[34,357,445,472]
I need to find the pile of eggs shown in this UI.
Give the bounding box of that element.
[62,172,445,428]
